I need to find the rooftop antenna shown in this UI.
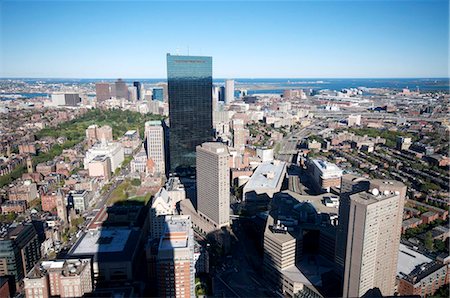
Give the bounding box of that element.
[175,47,180,55]
[187,45,190,56]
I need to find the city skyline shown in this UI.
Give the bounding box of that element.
[1,0,448,78]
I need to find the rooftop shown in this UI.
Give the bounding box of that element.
[159,216,191,251]
[69,227,140,262]
[245,160,286,190]
[311,159,342,174]
[397,243,433,277]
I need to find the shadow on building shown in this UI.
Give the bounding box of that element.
[67,198,150,297]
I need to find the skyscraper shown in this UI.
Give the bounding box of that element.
[196,142,230,229]
[156,215,195,298]
[95,83,111,102]
[167,54,213,172]
[114,79,128,100]
[225,79,235,104]
[133,81,142,100]
[343,180,406,297]
[145,121,166,176]
[335,175,370,276]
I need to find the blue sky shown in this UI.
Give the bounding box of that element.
[0,0,448,78]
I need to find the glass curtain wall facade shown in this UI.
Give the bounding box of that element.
[166,54,213,172]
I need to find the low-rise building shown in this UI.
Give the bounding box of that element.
[243,160,287,200]
[84,142,124,172]
[1,200,27,214]
[8,180,38,203]
[24,259,93,298]
[307,159,343,192]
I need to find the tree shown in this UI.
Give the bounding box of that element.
[131,178,141,186]
[424,231,434,250]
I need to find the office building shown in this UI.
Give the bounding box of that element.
[114,79,128,100]
[95,83,111,102]
[232,119,246,153]
[307,159,343,192]
[343,180,406,297]
[133,81,142,100]
[128,86,137,102]
[0,224,41,284]
[156,215,195,298]
[84,141,124,172]
[243,160,287,200]
[24,259,93,298]
[88,155,111,181]
[396,136,412,151]
[167,54,213,171]
[68,190,89,214]
[262,192,336,297]
[50,92,81,106]
[150,188,177,240]
[225,79,235,104]
[85,125,113,147]
[152,87,164,101]
[196,142,230,229]
[145,121,166,176]
[68,228,141,283]
[347,114,361,127]
[335,175,370,276]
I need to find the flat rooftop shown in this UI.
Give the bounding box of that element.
[69,227,141,262]
[311,159,342,174]
[397,243,432,277]
[284,191,339,215]
[71,229,131,254]
[245,160,286,190]
[159,216,191,251]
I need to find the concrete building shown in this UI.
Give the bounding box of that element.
[157,215,195,298]
[396,137,412,151]
[343,180,406,297]
[308,159,343,192]
[50,92,81,106]
[145,121,166,176]
[0,224,41,284]
[232,119,246,153]
[88,155,111,181]
[243,160,287,200]
[347,114,361,127]
[262,191,336,297]
[114,79,128,100]
[84,141,124,172]
[196,142,230,229]
[95,82,111,102]
[24,259,93,298]
[86,125,113,147]
[130,150,147,174]
[225,79,235,104]
[68,190,89,214]
[68,227,141,283]
[150,186,184,240]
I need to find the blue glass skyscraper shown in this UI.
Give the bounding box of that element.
[152,87,164,101]
[167,54,213,172]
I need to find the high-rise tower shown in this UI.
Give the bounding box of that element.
[196,142,230,229]
[343,180,406,297]
[166,54,213,172]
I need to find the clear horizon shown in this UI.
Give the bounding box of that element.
[1,0,448,78]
